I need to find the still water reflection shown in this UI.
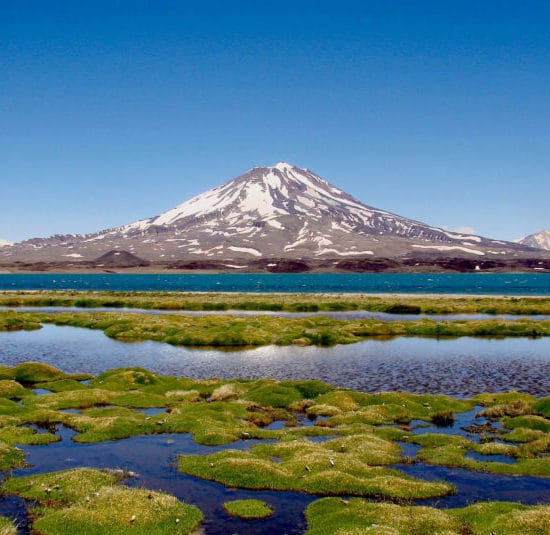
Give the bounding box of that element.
[1,325,549,396]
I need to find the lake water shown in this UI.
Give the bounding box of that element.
[1,273,549,294]
[1,325,549,396]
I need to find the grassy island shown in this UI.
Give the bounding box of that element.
[3,468,203,534]
[223,499,274,519]
[1,289,549,314]
[1,309,550,347]
[305,498,550,535]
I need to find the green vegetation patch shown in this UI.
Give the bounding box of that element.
[2,467,119,505]
[22,387,117,411]
[502,415,550,433]
[305,498,550,535]
[325,391,473,426]
[2,290,549,315]
[532,396,550,418]
[32,486,203,535]
[0,362,91,385]
[0,310,42,332]
[409,432,550,477]
[455,501,550,535]
[0,425,59,446]
[473,391,537,418]
[34,379,90,393]
[223,499,274,519]
[0,516,16,535]
[4,308,550,349]
[178,437,453,499]
[246,380,305,408]
[63,398,269,445]
[0,440,25,470]
[3,468,203,535]
[0,380,31,399]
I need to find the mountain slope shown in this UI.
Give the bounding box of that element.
[0,162,536,263]
[0,240,12,248]
[518,230,550,250]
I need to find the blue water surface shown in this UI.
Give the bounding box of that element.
[0,273,549,294]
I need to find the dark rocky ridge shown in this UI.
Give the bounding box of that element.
[94,250,150,268]
[2,255,549,274]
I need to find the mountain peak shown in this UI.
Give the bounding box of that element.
[518,230,550,250]
[2,163,536,263]
[272,161,295,172]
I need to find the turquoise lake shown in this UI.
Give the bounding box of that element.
[0,273,549,294]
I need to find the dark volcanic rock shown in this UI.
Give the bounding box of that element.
[252,259,311,273]
[335,259,399,272]
[167,260,226,270]
[93,250,150,268]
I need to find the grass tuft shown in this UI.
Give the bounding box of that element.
[223,499,274,519]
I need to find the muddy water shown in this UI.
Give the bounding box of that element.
[1,325,549,396]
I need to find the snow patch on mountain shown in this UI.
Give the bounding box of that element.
[0,239,13,247]
[316,249,374,256]
[227,246,262,257]
[412,245,485,256]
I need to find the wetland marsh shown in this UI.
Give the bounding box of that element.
[0,363,546,533]
[0,289,548,533]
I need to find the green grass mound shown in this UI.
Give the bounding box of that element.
[0,516,16,535]
[223,499,274,519]
[0,362,90,385]
[246,380,304,408]
[0,380,31,399]
[2,468,119,505]
[178,437,453,499]
[532,396,550,418]
[314,391,473,426]
[456,501,550,535]
[32,486,202,535]
[408,432,550,477]
[22,387,117,411]
[305,498,550,535]
[0,425,59,446]
[34,379,90,393]
[0,311,42,332]
[3,468,203,534]
[503,415,550,433]
[0,440,25,470]
[61,398,268,445]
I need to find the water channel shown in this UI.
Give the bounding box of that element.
[1,324,549,396]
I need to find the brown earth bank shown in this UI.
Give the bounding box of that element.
[1,255,550,274]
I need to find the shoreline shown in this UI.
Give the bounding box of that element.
[1,289,549,299]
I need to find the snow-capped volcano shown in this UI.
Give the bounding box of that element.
[517,230,550,250]
[0,162,536,263]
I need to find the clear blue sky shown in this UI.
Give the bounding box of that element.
[1,1,549,243]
